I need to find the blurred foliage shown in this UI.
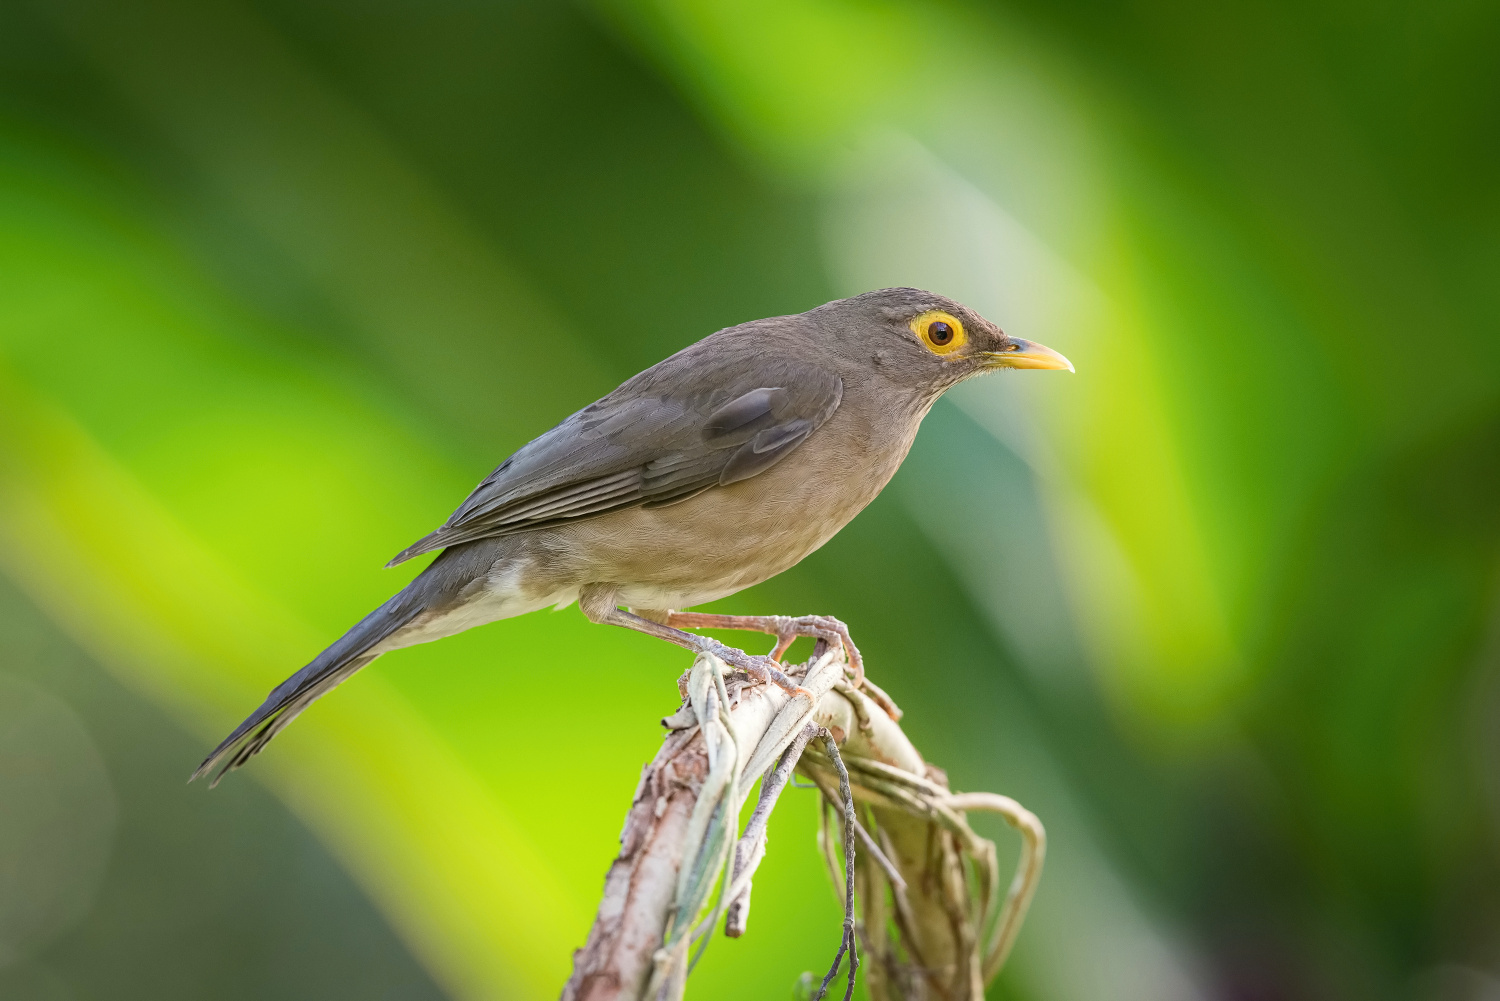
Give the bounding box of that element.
[0,0,1498,1000]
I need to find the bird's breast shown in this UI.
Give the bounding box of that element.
[546,399,921,609]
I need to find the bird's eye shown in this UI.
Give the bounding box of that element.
[909,310,967,356]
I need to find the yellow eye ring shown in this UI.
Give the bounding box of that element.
[909,310,967,356]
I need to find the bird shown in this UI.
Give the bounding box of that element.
[193,287,1072,784]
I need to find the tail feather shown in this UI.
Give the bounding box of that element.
[192,591,426,785]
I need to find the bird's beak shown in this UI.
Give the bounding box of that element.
[982,337,1075,372]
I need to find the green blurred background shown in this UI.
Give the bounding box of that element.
[2,0,1498,998]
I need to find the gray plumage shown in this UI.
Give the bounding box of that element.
[387,358,844,562]
[194,288,1071,784]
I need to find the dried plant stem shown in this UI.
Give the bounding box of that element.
[560,647,1044,1001]
[811,727,858,1001]
[561,726,709,1001]
[724,722,816,938]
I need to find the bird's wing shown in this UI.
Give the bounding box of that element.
[387,358,843,564]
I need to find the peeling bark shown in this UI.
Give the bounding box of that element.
[561,728,708,1001]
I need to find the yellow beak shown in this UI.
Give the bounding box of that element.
[982,337,1074,372]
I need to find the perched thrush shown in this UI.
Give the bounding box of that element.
[195,288,1071,783]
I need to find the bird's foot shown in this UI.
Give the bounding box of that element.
[666,611,864,684]
[693,636,812,700]
[664,610,901,718]
[766,614,864,685]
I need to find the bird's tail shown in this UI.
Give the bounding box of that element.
[191,586,427,786]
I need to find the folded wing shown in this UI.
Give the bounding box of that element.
[387,359,843,565]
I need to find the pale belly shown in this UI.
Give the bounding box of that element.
[401,396,923,641]
[540,417,913,609]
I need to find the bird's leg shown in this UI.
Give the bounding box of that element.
[578,587,811,698]
[658,611,904,720]
[663,612,865,684]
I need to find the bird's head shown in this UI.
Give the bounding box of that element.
[814,288,1072,398]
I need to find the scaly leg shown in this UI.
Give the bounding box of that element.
[661,611,866,687]
[656,611,903,721]
[579,587,811,698]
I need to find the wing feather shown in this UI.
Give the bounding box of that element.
[387,359,842,565]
